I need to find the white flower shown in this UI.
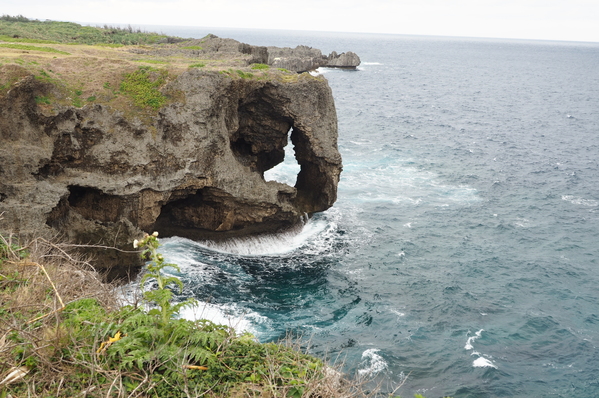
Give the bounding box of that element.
[133,239,139,249]
[152,231,159,237]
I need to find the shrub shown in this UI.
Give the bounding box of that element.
[120,66,167,109]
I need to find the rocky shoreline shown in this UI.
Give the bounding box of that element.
[0,32,355,280]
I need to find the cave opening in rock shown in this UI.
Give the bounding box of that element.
[263,127,301,186]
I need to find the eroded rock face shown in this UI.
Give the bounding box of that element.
[0,70,341,280]
[268,45,361,72]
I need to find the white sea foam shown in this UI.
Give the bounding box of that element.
[310,67,330,75]
[358,348,388,377]
[362,62,382,65]
[179,302,268,335]
[391,309,405,317]
[196,218,329,256]
[562,195,598,207]
[473,356,497,368]
[465,330,497,368]
[465,329,484,350]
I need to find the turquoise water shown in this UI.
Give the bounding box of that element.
[136,27,599,397]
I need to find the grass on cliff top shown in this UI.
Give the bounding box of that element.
[0,229,394,398]
[0,14,322,123]
[0,43,70,55]
[0,14,179,45]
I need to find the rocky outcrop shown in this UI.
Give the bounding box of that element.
[0,68,341,280]
[324,51,361,69]
[133,35,269,66]
[134,35,360,73]
[268,45,361,72]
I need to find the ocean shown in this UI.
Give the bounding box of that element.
[130,26,599,397]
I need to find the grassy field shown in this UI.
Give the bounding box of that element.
[0,14,178,45]
[0,15,301,119]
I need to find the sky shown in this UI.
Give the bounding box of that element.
[3,0,599,43]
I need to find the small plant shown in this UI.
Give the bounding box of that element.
[189,62,205,68]
[34,95,51,105]
[135,232,196,324]
[86,95,96,102]
[182,45,203,50]
[236,69,254,79]
[0,235,28,265]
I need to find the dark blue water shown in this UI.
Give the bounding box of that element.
[139,27,599,397]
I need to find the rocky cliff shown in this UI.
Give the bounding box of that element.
[0,57,341,280]
[268,45,361,72]
[128,35,360,73]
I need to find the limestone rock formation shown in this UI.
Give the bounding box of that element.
[0,68,341,280]
[324,51,361,69]
[132,35,269,66]
[132,35,360,73]
[268,45,361,72]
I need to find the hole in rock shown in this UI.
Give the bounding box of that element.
[66,185,122,223]
[263,128,301,186]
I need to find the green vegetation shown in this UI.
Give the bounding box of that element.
[0,235,28,265]
[251,63,270,70]
[189,62,206,68]
[236,69,254,79]
[0,15,180,45]
[182,45,203,50]
[0,43,70,55]
[120,66,167,109]
[0,35,58,44]
[0,232,366,397]
[134,59,169,64]
[34,95,51,105]
[94,43,124,48]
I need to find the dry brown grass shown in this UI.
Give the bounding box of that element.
[0,233,119,393]
[0,39,302,106]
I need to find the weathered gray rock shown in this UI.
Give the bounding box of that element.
[324,51,361,69]
[0,69,341,280]
[129,35,360,72]
[268,46,361,72]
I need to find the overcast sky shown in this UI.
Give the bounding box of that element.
[4,0,599,43]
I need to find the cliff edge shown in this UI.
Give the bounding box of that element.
[0,40,342,280]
